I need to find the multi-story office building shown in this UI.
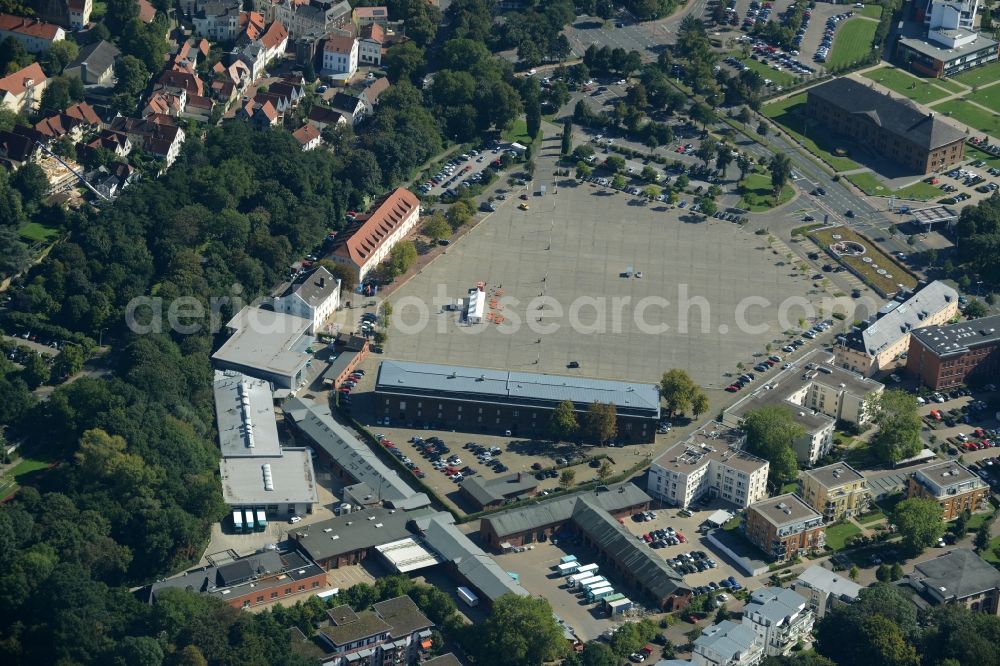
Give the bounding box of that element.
[647,422,769,509]
[901,0,998,78]
[743,494,825,562]
[799,463,870,523]
[905,314,1000,389]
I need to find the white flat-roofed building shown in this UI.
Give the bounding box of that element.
[219,449,318,518]
[466,287,486,324]
[214,370,281,458]
[647,422,769,509]
[793,565,862,618]
[211,306,314,390]
[692,620,764,666]
[743,587,814,656]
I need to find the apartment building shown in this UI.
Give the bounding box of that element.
[793,565,862,619]
[358,23,383,65]
[328,187,420,284]
[274,0,351,39]
[743,494,825,562]
[907,461,989,520]
[0,13,65,52]
[67,0,92,29]
[807,78,966,174]
[905,314,1000,389]
[318,596,434,665]
[835,281,959,376]
[799,463,870,523]
[0,62,47,114]
[647,422,769,510]
[692,620,764,666]
[743,588,815,657]
[272,265,340,334]
[322,33,358,76]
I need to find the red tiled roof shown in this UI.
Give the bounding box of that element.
[240,11,265,41]
[292,123,320,146]
[67,0,86,11]
[332,188,420,268]
[64,102,100,125]
[324,34,356,54]
[0,62,46,96]
[259,100,278,121]
[157,69,203,96]
[0,13,62,40]
[34,114,74,138]
[260,20,287,51]
[354,6,388,19]
[360,23,384,43]
[138,0,156,23]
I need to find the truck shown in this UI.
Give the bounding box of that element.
[255,508,267,532]
[578,576,607,592]
[572,575,604,590]
[560,554,579,564]
[574,563,599,578]
[567,572,592,588]
[557,561,580,575]
[602,593,626,607]
[233,509,244,533]
[457,586,479,608]
[243,508,255,532]
[587,585,615,602]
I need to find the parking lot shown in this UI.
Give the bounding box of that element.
[419,147,510,198]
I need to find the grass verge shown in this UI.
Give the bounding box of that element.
[826,522,862,550]
[845,171,889,196]
[810,225,918,294]
[857,510,886,525]
[762,94,861,171]
[739,172,795,211]
[894,180,945,201]
[861,66,952,105]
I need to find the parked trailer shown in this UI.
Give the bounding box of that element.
[560,554,579,564]
[588,586,615,602]
[567,571,594,587]
[574,563,599,577]
[233,509,244,533]
[580,576,608,592]
[457,586,480,608]
[603,593,626,606]
[255,508,267,532]
[607,597,633,614]
[557,561,580,575]
[243,508,255,532]
[573,575,604,590]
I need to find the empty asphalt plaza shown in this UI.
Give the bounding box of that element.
[385,178,819,386]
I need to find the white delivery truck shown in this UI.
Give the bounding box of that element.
[575,563,599,577]
[557,561,580,575]
[457,586,479,607]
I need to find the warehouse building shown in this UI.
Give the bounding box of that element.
[212,306,315,390]
[459,472,539,511]
[374,360,661,443]
[806,79,966,174]
[905,314,1000,389]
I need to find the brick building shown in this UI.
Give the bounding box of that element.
[905,314,1000,389]
[907,461,989,520]
[806,78,966,174]
[743,494,825,562]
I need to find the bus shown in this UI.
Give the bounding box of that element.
[574,563,599,578]
[557,561,580,576]
[255,508,267,532]
[560,555,578,564]
[587,586,615,602]
[233,509,244,533]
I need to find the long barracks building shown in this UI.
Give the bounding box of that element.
[374,360,661,443]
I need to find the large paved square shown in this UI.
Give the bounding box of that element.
[384,184,817,386]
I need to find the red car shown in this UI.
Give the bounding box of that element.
[643,533,653,542]
[676,532,686,543]
[726,385,739,392]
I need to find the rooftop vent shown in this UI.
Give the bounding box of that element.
[262,464,274,491]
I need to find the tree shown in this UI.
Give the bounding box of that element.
[21,352,49,390]
[963,299,988,319]
[598,460,612,480]
[741,405,802,486]
[757,121,769,136]
[106,0,140,35]
[39,76,72,114]
[523,77,541,141]
[559,469,576,487]
[736,153,754,180]
[385,41,425,84]
[584,402,617,444]
[319,260,357,294]
[44,40,79,76]
[769,153,792,197]
[891,497,945,554]
[975,522,992,552]
[549,399,579,441]
[876,563,891,581]
[691,391,710,418]
[659,369,704,416]
[816,584,920,666]
[641,165,659,183]
[12,163,49,207]
[890,562,903,581]
[386,241,417,278]
[849,565,860,581]
[465,594,568,666]
[423,214,451,242]
[870,389,923,463]
[580,641,617,666]
[447,200,474,229]
[561,117,572,155]
[611,174,626,190]
[50,343,85,381]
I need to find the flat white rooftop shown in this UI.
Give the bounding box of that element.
[211,306,314,380]
[219,448,319,507]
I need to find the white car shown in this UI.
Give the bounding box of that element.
[289,516,302,524]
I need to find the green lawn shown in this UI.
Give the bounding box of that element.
[846,171,890,196]
[965,145,1000,169]
[18,222,60,243]
[739,172,795,211]
[825,522,862,550]
[968,85,1000,115]
[0,456,53,500]
[933,77,966,93]
[952,61,1000,87]
[738,55,799,88]
[780,481,800,494]
[894,180,945,201]
[857,510,886,525]
[983,537,1000,564]
[932,98,1000,139]
[967,508,996,532]
[502,118,536,145]
[762,94,862,171]
[858,3,883,18]
[827,18,879,69]
[810,225,918,294]
[861,66,953,105]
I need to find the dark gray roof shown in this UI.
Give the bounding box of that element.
[376,360,660,418]
[749,493,823,528]
[808,78,966,150]
[911,549,1000,601]
[910,314,1000,357]
[289,506,424,562]
[460,472,538,507]
[482,483,650,538]
[278,265,339,308]
[323,351,359,383]
[802,462,866,490]
[372,596,433,639]
[330,92,365,115]
[148,549,321,602]
[319,609,390,647]
[423,655,464,666]
[571,500,687,601]
[68,40,120,77]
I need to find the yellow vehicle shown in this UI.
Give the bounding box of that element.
[518,203,529,210]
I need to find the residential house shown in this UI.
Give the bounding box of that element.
[292,122,322,150]
[83,129,132,161]
[157,69,204,98]
[692,620,764,666]
[230,41,268,80]
[358,23,383,65]
[272,265,340,334]
[275,0,352,39]
[907,460,989,519]
[799,463,871,523]
[64,40,120,87]
[905,314,1000,389]
[0,62,47,114]
[255,89,290,114]
[143,89,187,118]
[192,0,243,41]
[835,281,959,376]
[183,94,214,121]
[647,422,769,510]
[210,79,238,105]
[329,91,366,124]
[138,0,157,23]
[743,494,825,562]
[259,20,289,63]
[360,75,389,111]
[269,77,304,104]
[743,588,814,657]
[169,39,210,73]
[306,105,346,130]
[318,596,434,664]
[213,59,251,91]
[328,187,421,283]
[0,129,39,169]
[238,10,266,41]
[34,101,101,142]
[92,162,136,199]
[792,565,861,619]
[322,34,358,77]
[907,548,1000,614]
[0,13,65,52]
[109,115,186,167]
[238,99,279,129]
[353,6,388,26]
[67,0,91,29]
